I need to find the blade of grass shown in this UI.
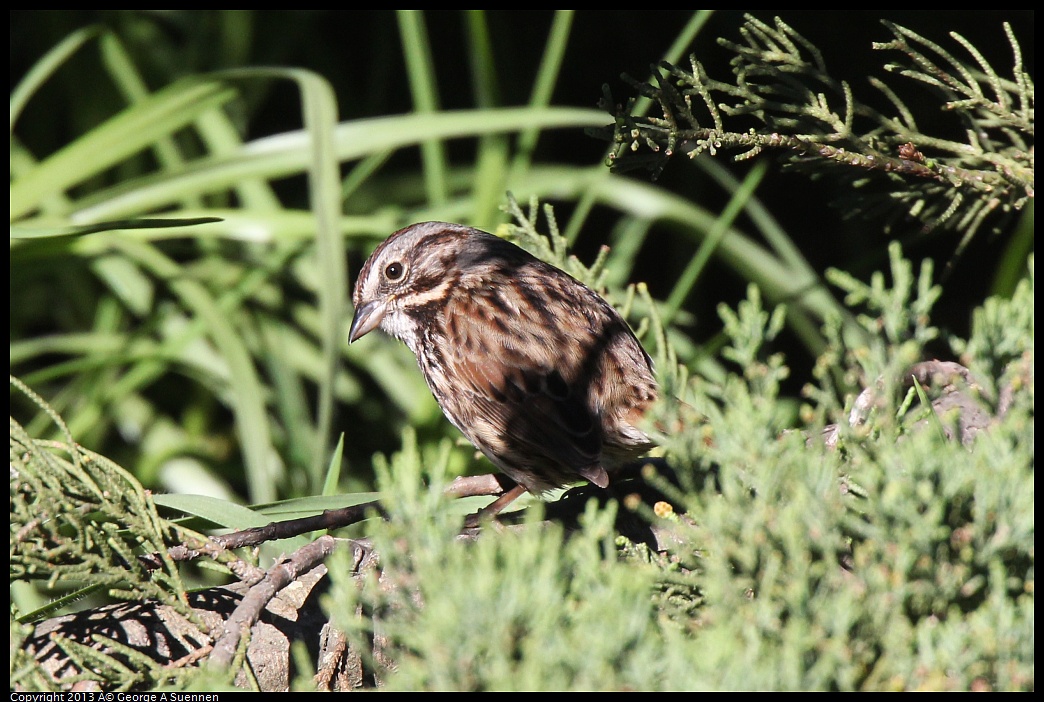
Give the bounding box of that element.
[663,159,768,325]
[509,9,574,181]
[228,67,344,492]
[97,32,282,211]
[397,10,449,205]
[104,235,282,504]
[10,217,223,240]
[10,77,239,221]
[632,11,716,118]
[64,106,610,222]
[464,10,511,225]
[9,25,102,132]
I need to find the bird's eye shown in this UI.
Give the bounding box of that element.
[384,262,404,281]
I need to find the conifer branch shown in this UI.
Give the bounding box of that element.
[595,15,1033,241]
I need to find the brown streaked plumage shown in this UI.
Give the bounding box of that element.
[350,221,657,518]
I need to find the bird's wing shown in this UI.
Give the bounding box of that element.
[437,290,608,490]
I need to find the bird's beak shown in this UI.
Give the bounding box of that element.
[349,299,387,343]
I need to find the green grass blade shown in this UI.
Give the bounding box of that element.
[397,10,449,205]
[10,77,239,220]
[65,106,608,222]
[10,25,103,132]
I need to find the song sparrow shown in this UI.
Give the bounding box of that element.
[350,221,657,519]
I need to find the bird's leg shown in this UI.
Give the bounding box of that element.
[463,484,528,529]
